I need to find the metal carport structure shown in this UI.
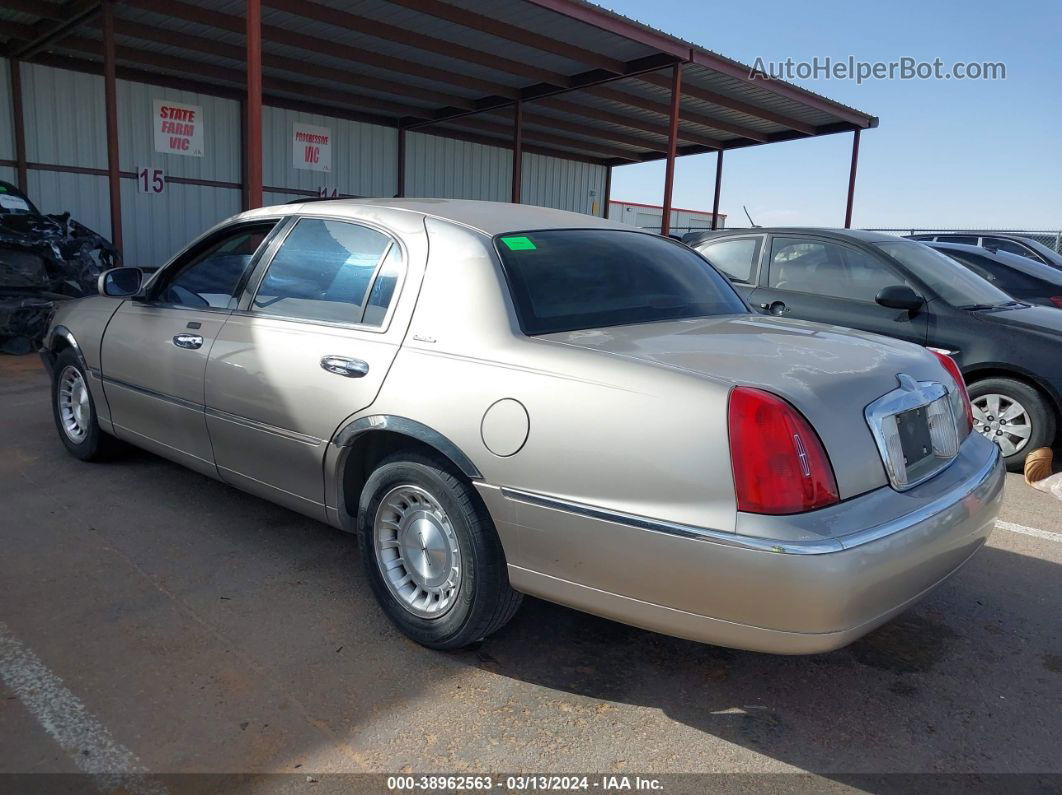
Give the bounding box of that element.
[0,0,877,251]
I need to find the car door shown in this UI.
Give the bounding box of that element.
[204,215,419,519]
[100,221,279,477]
[691,235,764,301]
[748,235,929,345]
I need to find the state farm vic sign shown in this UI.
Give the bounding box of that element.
[153,99,204,157]
[293,122,332,172]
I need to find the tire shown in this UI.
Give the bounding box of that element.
[967,377,1055,472]
[357,451,522,649]
[50,348,122,461]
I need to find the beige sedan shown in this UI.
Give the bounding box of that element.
[40,200,1004,653]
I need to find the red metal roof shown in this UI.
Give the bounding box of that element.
[0,0,877,166]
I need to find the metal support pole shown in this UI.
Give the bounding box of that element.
[396,126,406,198]
[102,0,122,252]
[239,99,249,210]
[10,60,28,194]
[660,63,682,236]
[511,98,522,203]
[245,0,263,209]
[844,129,861,229]
[602,165,612,218]
[710,149,723,230]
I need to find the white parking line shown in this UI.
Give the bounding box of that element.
[0,622,166,794]
[996,520,1062,544]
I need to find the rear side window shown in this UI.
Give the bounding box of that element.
[696,237,761,283]
[253,218,395,326]
[984,237,1034,260]
[495,229,747,335]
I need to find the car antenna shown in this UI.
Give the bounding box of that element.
[743,205,760,228]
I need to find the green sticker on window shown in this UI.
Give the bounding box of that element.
[500,235,536,251]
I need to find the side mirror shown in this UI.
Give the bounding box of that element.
[876,284,924,312]
[98,267,144,298]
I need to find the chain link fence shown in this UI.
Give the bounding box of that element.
[864,228,1062,253]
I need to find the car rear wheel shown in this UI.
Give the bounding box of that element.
[968,377,1055,471]
[50,347,122,461]
[358,451,522,649]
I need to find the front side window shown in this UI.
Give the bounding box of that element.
[495,229,747,335]
[253,218,395,325]
[696,237,761,283]
[155,223,277,309]
[768,237,905,301]
[875,240,1013,307]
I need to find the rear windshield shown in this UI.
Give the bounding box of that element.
[0,184,38,215]
[495,229,747,335]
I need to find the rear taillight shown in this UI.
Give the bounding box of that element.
[929,350,973,433]
[1049,296,1062,309]
[728,387,839,515]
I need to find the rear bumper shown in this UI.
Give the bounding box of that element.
[499,435,1004,654]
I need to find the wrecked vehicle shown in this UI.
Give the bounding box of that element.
[0,180,120,354]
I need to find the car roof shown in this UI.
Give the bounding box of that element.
[236,197,634,236]
[685,227,901,245]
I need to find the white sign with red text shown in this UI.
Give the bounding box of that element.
[293,123,332,172]
[153,99,204,157]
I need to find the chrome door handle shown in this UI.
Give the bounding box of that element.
[321,356,369,378]
[173,333,204,350]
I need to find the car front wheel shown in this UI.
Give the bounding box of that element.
[50,348,122,461]
[968,377,1055,471]
[358,451,522,649]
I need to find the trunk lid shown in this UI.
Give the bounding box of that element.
[540,314,953,499]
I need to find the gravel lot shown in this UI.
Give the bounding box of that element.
[1,353,1060,787]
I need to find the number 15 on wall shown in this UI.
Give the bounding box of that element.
[136,167,166,194]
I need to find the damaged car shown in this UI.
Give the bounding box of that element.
[0,180,120,354]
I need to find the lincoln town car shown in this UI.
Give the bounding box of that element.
[40,200,1004,653]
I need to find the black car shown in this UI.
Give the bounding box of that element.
[906,232,1062,270]
[685,228,1062,469]
[928,242,1062,309]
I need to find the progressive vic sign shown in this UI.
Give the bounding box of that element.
[153,99,204,157]
[293,122,332,173]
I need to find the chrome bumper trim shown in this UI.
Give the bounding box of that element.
[500,487,843,554]
[500,445,1002,557]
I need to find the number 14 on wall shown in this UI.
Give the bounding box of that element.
[136,167,166,194]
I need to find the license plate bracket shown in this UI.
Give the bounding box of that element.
[895,405,933,470]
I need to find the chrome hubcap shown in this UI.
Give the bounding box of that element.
[373,485,461,618]
[972,393,1031,457]
[57,365,90,444]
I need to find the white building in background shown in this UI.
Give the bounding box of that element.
[608,200,725,233]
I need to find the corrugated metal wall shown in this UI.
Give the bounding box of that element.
[20,61,113,237]
[4,59,610,268]
[0,59,14,167]
[118,80,243,267]
[263,106,398,201]
[405,133,512,202]
[522,151,606,216]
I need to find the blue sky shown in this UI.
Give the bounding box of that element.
[603,0,1062,229]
